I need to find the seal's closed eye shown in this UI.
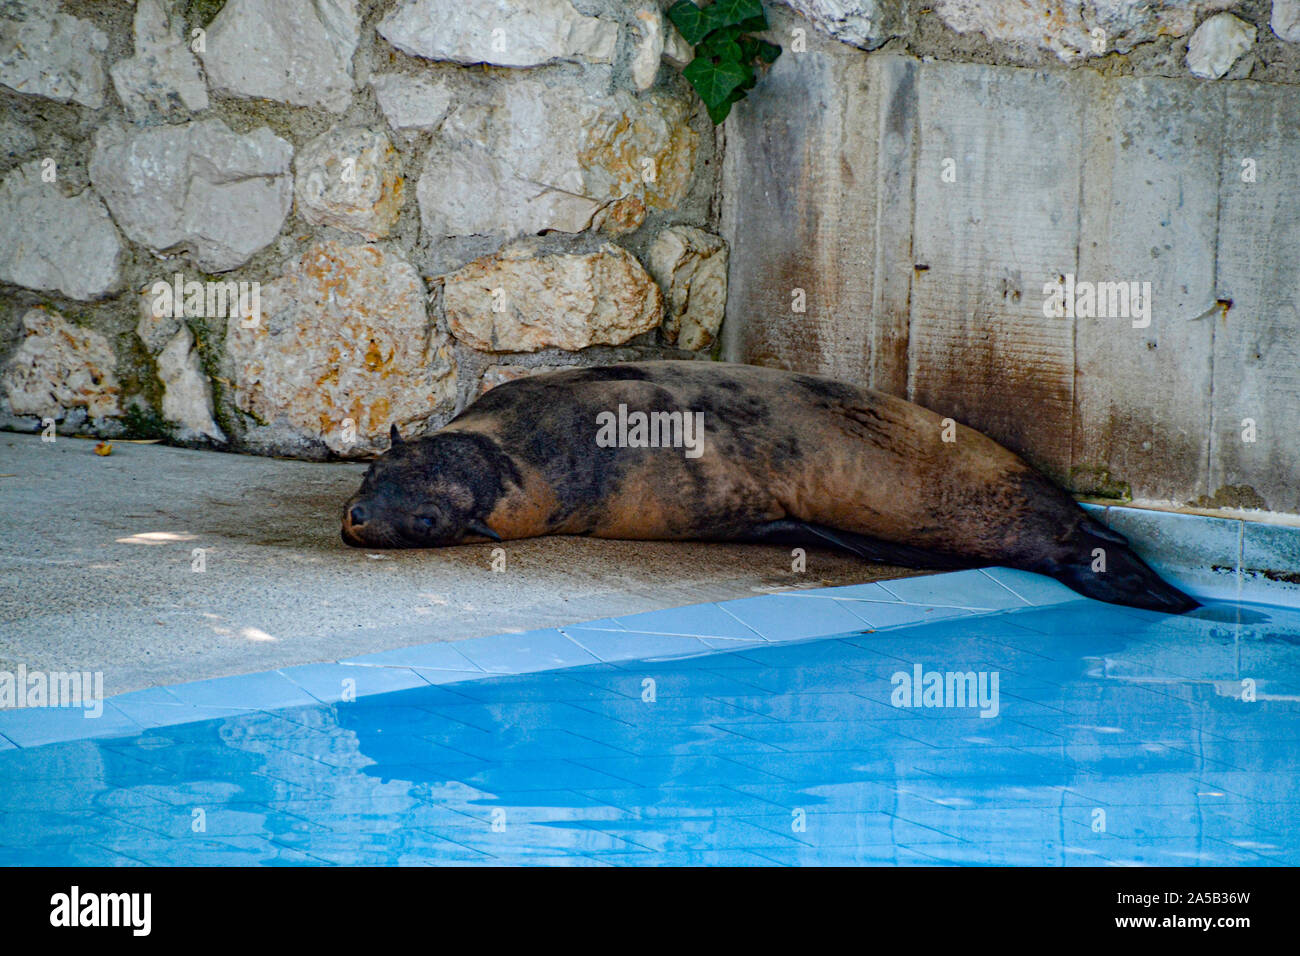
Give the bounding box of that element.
[466,520,501,542]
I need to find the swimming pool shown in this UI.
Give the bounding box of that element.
[2,568,1298,866]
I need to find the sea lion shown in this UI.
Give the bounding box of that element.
[341,361,1197,613]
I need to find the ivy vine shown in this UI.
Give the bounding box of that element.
[667,0,782,124]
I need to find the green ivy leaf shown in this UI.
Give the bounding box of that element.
[667,1,717,45]
[697,26,744,63]
[705,83,754,123]
[672,1,775,126]
[702,23,744,45]
[683,55,753,109]
[710,39,746,63]
[710,0,765,26]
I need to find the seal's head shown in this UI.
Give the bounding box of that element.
[1038,516,1200,614]
[341,425,516,548]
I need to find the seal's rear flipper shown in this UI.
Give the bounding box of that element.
[731,519,977,571]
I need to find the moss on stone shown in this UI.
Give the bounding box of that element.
[186,313,247,435]
[185,0,227,30]
[1068,465,1133,502]
[1191,485,1270,511]
[119,403,169,440]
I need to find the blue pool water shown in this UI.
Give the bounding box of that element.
[2,570,1299,866]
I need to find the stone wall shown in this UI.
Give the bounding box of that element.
[4,1,1298,519]
[0,0,726,458]
[721,0,1300,515]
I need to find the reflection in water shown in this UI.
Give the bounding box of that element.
[2,600,1299,865]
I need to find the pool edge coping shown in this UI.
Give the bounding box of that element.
[2,567,1087,748]
[4,503,1298,749]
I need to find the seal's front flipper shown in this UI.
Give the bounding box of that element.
[731,519,976,571]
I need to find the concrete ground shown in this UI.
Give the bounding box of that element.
[0,433,919,696]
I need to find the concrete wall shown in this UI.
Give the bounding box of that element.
[721,2,1300,516]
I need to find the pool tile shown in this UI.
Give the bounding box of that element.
[602,604,767,640]
[575,784,793,818]
[420,698,633,736]
[1241,521,1300,607]
[569,618,628,630]
[904,840,1076,866]
[1100,507,1244,603]
[714,719,902,752]
[697,636,770,652]
[566,695,776,728]
[269,730,466,771]
[341,642,481,672]
[560,627,719,663]
[294,828,496,864]
[606,723,785,757]
[437,728,636,762]
[978,567,1086,606]
[107,686,223,730]
[106,802,328,840]
[570,754,789,789]
[724,638,895,669]
[444,671,630,703]
[876,569,1029,609]
[583,848,775,866]
[163,671,322,712]
[427,758,646,792]
[271,795,481,831]
[106,834,325,866]
[782,581,904,603]
[0,808,157,848]
[713,595,871,642]
[705,691,903,724]
[0,842,149,867]
[567,667,772,699]
[743,809,962,845]
[748,843,940,866]
[451,628,602,674]
[838,601,977,629]
[0,702,142,748]
[421,822,644,856]
[584,815,808,853]
[279,663,431,703]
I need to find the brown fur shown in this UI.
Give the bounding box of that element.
[341,361,1197,613]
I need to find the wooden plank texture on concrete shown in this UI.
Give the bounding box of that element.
[908,62,1091,480]
[1072,76,1221,503]
[719,9,906,389]
[866,54,919,397]
[1211,84,1300,514]
[718,50,1300,514]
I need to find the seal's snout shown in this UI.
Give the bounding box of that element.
[1056,560,1201,614]
[1045,519,1200,614]
[341,497,368,547]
